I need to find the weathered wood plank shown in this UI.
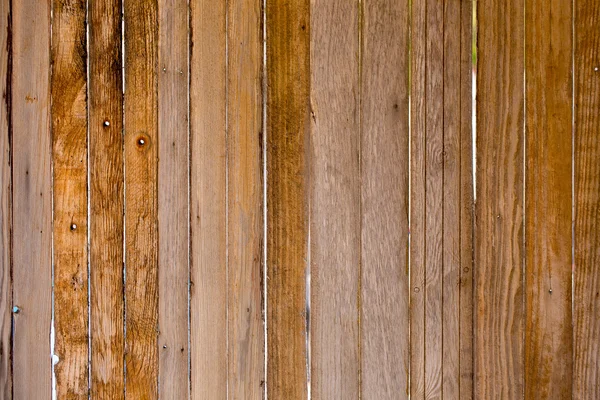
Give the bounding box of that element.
[11,1,52,398]
[227,0,264,397]
[360,0,409,398]
[189,0,227,397]
[459,0,474,396]
[425,0,444,397]
[410,0,426,394]
[442,1,471,398]
[89,0,124,396]
[123,0,159,397]
[157,0,189,398]
[524,0,573,397]
[265,0,309,397]
[51,0,88,397]
[574,1,600,397]
[475,0,525,397]
[0,0,11,396]
[310,0,360,397]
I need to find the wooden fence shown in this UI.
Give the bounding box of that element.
[0,0,598,399]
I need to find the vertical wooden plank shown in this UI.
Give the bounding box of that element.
[11,0,52,398]
[158,1,189,399]
[89,0,124,396]
[189,0,227,397]
[524,0,573,397]
[227,0,264,397]
[425,0,444,397]
[574,1,600,397]
[310,0,360,397]
[51,0,88,397]
[360,0,409,398]
[0,0,11,396]
[123,0,158,398]
[458,0,474,397]
[441,0,474,398]
[265,0,309,397]
[475,0,525,397]
[410,0,426,394]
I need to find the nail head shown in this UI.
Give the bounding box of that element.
[12,306,19,313]
[70,223,77,231]
[103,120,110,127]
[138,138,145,146]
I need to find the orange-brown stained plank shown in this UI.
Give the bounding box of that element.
[475,0,525,397]
[189,0,227,397]
[525,1,574,397]
[574,1,600,397]
[524,0,573,397]
[11,1,52,398]
[158,0,189,398]
[360,0,409,398]
[123,0,159,398]
[89,0,124,397]
[51,0,88,398]
[0,0,11,397]
[265,0,309,397]
[310,0,360,397]
[227,0,264,397]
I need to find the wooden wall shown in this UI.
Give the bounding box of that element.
[0,0,597,399]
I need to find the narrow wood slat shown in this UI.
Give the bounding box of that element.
[51,0,88,397]
[425,0,444,397]
[158,0,189,398]
[475,0,525,397]
[458,0,474,397]
[227,0,264,397]
[442,1,474,398]
[11,1,52,398]
[574,1,600,397]
[524,0,573,397]
[410,0,427,394]
[360,0,409,398]
[189,0,227,397]
[89,0,124,396]
[310,0,360,397]
[265,0,309,397]
[123,0,159,397]
[0,0,11,396]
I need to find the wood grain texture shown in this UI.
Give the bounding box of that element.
[11,1,52,398]
[227,0,264,397]
[0,0,10,397]
[89,0,124,397]
[51,0,88,397]
[426,0,444,397]
[189,0,227,397]
[574,1,600,397]
[123,0,159,397]
[360,0,409,398]
[524,0,573,397]
[310,0,360,397]
[265,0,309,397]
[410,0,426,394]
[475,0,525,397]
[157,0,189,398]
[458,0,474,396]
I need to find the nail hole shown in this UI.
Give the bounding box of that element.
[414,287,420,293]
